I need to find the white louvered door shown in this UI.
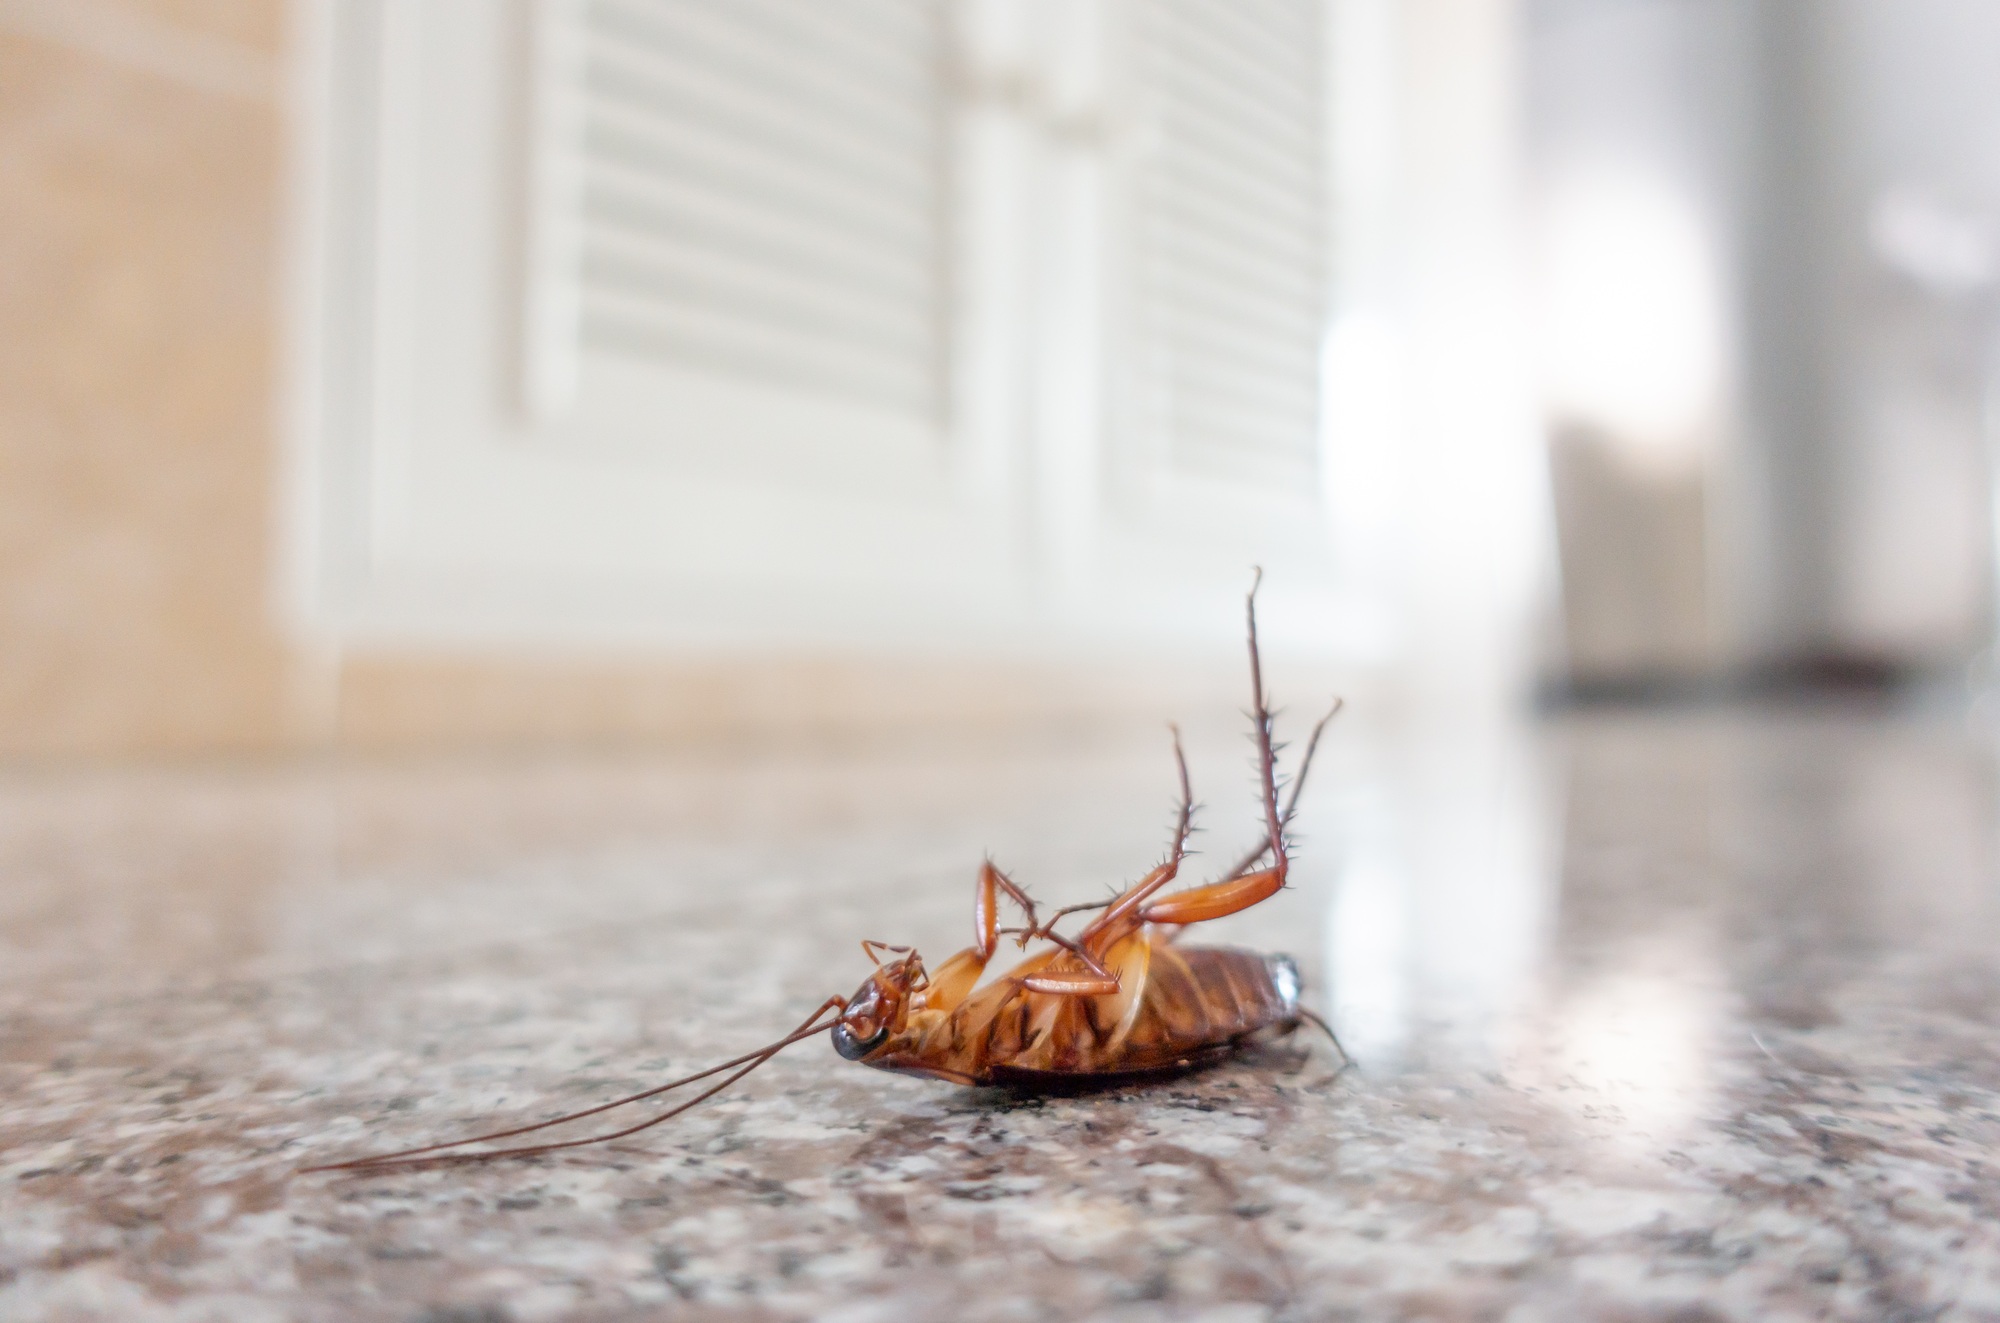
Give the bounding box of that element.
[1089,0,1334,556]
[529,0,946,427]
[1129,0,1326,491]
[296,0,1365,653]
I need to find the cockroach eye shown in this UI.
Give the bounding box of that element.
[832,1021,887,1060]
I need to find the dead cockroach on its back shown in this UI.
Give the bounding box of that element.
[302,572,1345,1174]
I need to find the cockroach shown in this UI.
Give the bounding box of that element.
[301,572,1344,1175]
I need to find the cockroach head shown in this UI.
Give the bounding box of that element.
[833,950,925,1061]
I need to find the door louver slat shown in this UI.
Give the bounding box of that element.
[571,0,946,422]
[1136,0,1327,489]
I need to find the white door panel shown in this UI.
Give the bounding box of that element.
[287,0,1427,657]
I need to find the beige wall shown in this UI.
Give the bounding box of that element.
[0,0,297,757]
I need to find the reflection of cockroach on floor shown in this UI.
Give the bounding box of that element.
[302,572,1346,1175]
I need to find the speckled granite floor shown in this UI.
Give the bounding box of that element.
[4,710,2000,1321]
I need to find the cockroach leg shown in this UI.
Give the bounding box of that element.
[918,949,986,1013]
[1018,968,1124,997]
[1018,896,1113,938]
[1286,697,1343,819]
[918,860,1044,1014]
[1138,866,1284,927]
[1215,696,1343,884]
[1243,570,1287,876]
[1069,574,1324,956]
[973,861,1000,958]
[1016,926,1121,997]
[974,860,1040,958]
[1072,728,1197,954]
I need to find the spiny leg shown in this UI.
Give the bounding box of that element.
[1245,568,1286,878]
[922,860,1039,1013]
[1070,726,1196,960]
[976,860,1041,956]
[1137,866,1284,926]
[1013,729,1197,996]
[1016,928,1123,996]
[1016,896,1113,941]
[1215,696,1342,884]
[1130,571,1316,931]
[988,858,1124,997]
[1027,741,1201,942]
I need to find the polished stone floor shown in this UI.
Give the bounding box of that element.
[3,708,1999,1321]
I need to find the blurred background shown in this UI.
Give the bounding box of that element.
[10,15,2000,1304]
[1,0,1996,760]
[1532,0,2000,701]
